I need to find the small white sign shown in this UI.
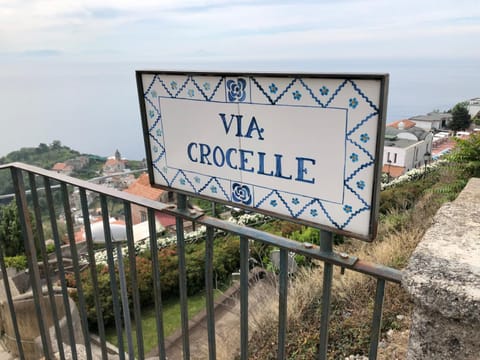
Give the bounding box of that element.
[137,72,388,241]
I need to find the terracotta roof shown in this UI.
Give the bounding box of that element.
[156,212,176,228]
[52,162,67,171]
[382,164,405,178]
[387,119,416,129]
[124,173,164,201]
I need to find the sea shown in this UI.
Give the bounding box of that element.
[0,57,478,160]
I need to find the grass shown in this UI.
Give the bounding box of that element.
[105,289,222,356]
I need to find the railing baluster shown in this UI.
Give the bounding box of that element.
[0,234,25,359]
[369,278,386,360]
[100,194,125,359]
[205,225,216,360]
[62,182,92,360]
[277,248,289,360]
[149,207,166,359]
[80,189,109,360]
[28,173,65,357]
[240,235,249,360]
[318,230,334,360]
[176,194,190,360]
[11,168,54,359]
[124,201,145,359]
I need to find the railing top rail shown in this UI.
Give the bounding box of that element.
[1,162,402,284]
[0,162,173,213]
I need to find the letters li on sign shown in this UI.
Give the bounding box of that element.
[137,71,388,241]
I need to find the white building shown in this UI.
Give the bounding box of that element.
[467,98,480,118]
[383,120,433,178]
[409,112,452,131]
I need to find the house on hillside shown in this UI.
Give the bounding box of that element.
[409,112,452,131]
[52,162,74,175]
[383,120,433,178]
[103,150,126,175]
[123,173,177,230]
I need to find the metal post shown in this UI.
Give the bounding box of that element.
[277,248,288,360]
[369,279,386,360]
[176,193,190,359]
[318,230,334,360]
[115,242,134,358]
[205,225,216,360]
[11,168,54,359]
[240,236,249,360]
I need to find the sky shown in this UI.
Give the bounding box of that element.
[0,0,479,160]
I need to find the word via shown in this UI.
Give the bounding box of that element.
[219,113,265,140]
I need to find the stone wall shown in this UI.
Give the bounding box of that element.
[403,178,480,360]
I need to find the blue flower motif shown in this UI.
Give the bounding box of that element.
[319,86,329,96]
[310,209,318,217]
[269,83,278,94]
[170,81,178,90]
[153,146,158,153]
[151,90,157,98]
[203,82,211,91]
[179,178,186,185]
[360,133,370,143]
[148,109,155,118]
[232,182,252,205]
[350,153,359,162]
[343,205,353,214]
[292,197,300,205]
[187,89,195,97]
[292,90,302,101]
[194,176,201,183]
[270,199,278,207]
[156,129,162,137]
[349,97,359,109]
[226,79,247,102]
[356,180,366,190]
[210,185,217,194]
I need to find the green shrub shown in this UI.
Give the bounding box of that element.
[4,255,28,270]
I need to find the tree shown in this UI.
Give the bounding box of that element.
[448,132,480,177]
[0,201,26,257]
[448,102,471,131]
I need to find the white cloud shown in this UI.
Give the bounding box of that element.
[0,0,479,61]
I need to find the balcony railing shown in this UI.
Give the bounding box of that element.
[0,162,401,360]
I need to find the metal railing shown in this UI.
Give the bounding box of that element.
[0,162,401,360]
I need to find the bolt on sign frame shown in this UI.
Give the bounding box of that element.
[137,71,388,241]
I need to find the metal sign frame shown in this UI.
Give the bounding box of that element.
[137,71,388,241]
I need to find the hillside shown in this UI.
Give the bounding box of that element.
[0,141,107,196]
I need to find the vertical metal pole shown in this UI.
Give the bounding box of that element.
[176,193,190,360]
[0,232,25,359]
[115,242,134,358]
[124,201,144,360]
[239,236,249,360]
[318,230,334,360]
[61,183,90,360]
[205,225,216,360]
[100,195,125,360]
[149,208,166,359]
[80,189,109,360]
[369,279,386,360]
[11,168,54,359]
[29,173,65,358]
[277,248,288,360]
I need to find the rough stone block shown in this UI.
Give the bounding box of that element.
[403,178,480,360]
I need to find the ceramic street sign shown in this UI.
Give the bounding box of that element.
[137,71,388,241]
